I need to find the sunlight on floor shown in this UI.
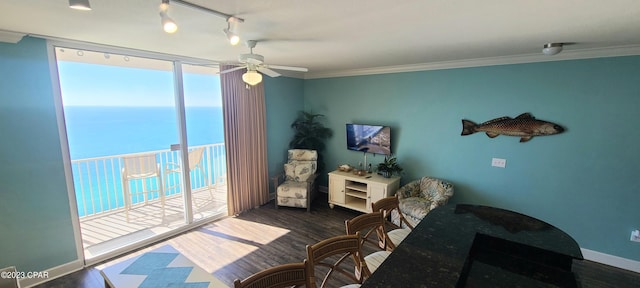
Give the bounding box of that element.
[170,218,290,273]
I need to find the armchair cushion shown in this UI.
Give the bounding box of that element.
[393,176,454,227]
[397,197,432,224]
[284,162,314,182]
[288,149,318,161]
[277,180,308,199]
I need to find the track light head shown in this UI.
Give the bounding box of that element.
[160,11,178,33]
[542,43,563,56]
[224,17,240,45]
[69,0,91,11]
[159,1,177,34]
[224,29,240,45]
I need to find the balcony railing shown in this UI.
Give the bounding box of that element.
[71,143,226,218]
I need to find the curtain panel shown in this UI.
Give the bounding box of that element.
[220,65,269,215]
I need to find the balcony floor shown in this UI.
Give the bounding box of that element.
[80,185,227,259]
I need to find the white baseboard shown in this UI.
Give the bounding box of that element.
[19,259,84,288]
[581,248,640,273]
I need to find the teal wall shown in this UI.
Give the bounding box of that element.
[264,76,305,193]
[0,38,78,271]
[304,56,640,262]
[0,36,637,274]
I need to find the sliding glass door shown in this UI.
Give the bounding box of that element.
[54,46,226,262]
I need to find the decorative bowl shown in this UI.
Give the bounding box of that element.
[338,165,352,172]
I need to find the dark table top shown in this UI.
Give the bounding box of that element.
[361,204,583,288]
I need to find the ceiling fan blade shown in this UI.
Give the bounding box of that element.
[218,66,246,74]
[267,65,308,72]
[257,67,281,77]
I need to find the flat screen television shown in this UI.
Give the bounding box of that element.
[346,124,391,155]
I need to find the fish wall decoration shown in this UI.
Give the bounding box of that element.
[461,113,565,142]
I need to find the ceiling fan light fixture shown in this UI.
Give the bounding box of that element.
[542,43,563,56]
[242,70,262,86]
[69,0,91,11]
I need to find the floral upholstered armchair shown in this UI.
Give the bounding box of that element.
[272,149,318,212]
[393,176,454,227]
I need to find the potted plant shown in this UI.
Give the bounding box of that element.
[289,111,333,172]
[377,155,403,178]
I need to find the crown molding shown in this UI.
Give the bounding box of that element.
[304,45,640,79]
[0,30,26,44]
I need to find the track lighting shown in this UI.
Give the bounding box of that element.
[542,43,563,56]
[242,70,263,86]
[159,0,177,33]
[158,0,244,44]
[69,0,91,11]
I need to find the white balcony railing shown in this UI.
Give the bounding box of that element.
[71,143,226,218]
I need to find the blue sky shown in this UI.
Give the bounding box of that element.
[57,61,222,107]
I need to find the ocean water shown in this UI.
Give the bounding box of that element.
[63,106,225,216]
[64,106,224,159]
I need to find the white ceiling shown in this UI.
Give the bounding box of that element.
[1,0,640,78]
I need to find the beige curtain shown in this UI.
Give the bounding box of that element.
[220,65,269,215]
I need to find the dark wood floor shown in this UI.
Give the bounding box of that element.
[35,194,640,288]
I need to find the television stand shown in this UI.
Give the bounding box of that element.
[328,170,400,213]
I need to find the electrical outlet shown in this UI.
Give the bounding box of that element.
[491,158,506,168]
[631,230,640,242]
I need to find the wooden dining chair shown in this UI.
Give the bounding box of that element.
[233,260,311,288]
[371,195,413,251]
[345,211,392,278]
[306,233,367,288]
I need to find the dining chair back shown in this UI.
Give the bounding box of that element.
[345,212,392,278]
[371,195,413,251]
[306,233,368,288]
[233,260,311,288]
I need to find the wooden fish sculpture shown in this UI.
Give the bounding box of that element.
[461,113,564,142]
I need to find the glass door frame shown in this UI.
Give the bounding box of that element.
[49,39,223,266]
[172,61,194,224]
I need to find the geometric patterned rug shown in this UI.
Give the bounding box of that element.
[118,251,210,288]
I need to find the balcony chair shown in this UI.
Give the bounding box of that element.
[233,260,311,288]
[371,196,412,251]
[306,233,366,288]
[164,147,213,204]
[345,211,392,278]
[273,149,318,212]
[121,153,165,222]
[394,176,454,227]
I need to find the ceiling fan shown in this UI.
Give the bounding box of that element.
[220,40,308,85]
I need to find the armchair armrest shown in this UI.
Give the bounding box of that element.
[304,173,319,193]
[305,173,318,184]
[427,180,454,210]
[271,172,285,192]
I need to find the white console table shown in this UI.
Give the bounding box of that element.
[328,170,400,213]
